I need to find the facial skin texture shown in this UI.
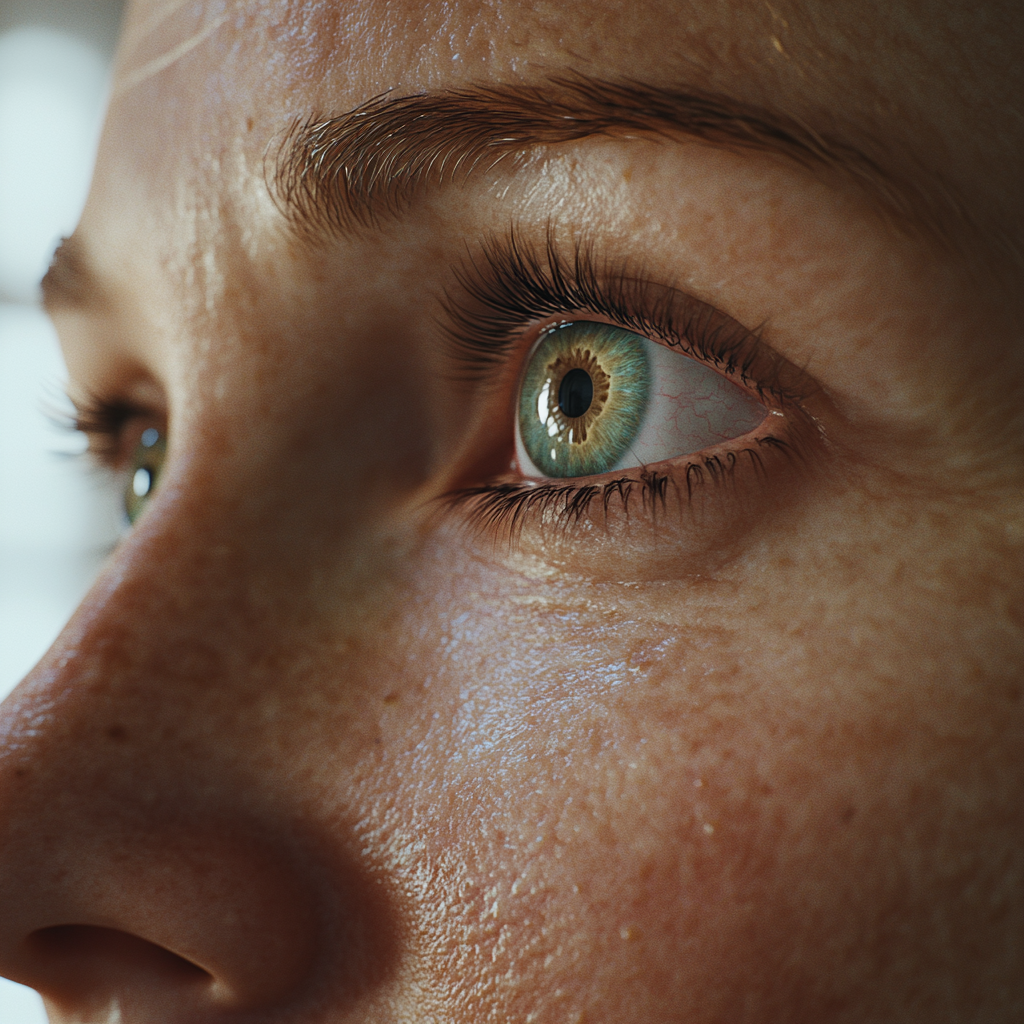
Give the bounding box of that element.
[0,0,1022,1021]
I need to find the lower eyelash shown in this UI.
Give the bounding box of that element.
[441,433,798,545]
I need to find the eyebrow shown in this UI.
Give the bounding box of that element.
[43,75,965,312]
[272,74,925,242]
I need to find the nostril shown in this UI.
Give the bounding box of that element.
[25,925,212,1001]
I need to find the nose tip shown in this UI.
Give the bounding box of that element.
[0,498,403,1019]
[0,652,360,1021]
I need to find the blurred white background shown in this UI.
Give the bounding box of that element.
[0,1,125,1019]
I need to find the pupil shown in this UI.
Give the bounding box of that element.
[558,368,594,419]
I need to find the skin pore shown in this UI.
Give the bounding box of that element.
[0,0,1021,1020]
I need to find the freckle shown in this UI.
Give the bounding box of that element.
[382,692,399,705]
[622,167,632,183]
[619,925,640,941]
[841,805,856,824]
[106,724,128,742]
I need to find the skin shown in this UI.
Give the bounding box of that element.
[0,0,1022,1020]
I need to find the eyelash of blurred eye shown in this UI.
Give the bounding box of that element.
[56,391,141,465]
[437,226,816,537]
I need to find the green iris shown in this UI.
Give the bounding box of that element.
[517,322,651,477]
[124,427,165,524]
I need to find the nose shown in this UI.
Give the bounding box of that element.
[0,517,396,1020]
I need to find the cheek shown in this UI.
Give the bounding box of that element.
[343,545,1012,1021]
[352,572,795,1016]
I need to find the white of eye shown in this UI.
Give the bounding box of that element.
[607,339,765,471]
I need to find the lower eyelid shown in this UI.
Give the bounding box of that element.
[443,403,807,561]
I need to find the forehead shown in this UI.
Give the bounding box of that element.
[106,0,1020,243]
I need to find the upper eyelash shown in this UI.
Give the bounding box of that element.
[441,224,806,405]
[58,391,144,465]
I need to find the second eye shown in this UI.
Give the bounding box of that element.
[515,321,766,479]
[124,426,165,524]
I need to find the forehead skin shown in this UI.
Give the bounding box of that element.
[0,0,1021,1022]
[110,0,1021,239]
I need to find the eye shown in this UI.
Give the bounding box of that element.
[124,426,166,524]
[515,321,766,479]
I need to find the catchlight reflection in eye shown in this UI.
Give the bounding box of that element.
[516,321,766,479]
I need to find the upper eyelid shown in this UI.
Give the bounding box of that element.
[439,224,811,406]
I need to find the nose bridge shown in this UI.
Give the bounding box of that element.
[0,460,400,1013]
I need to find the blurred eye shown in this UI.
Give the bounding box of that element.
[124,426,165,524]
[515,321,766,479]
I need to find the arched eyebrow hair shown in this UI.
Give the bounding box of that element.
[271,73,934,242]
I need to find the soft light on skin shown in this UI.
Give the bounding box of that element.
[0,1,1021,1022]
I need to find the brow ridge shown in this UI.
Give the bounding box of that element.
[272,73,910,240]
